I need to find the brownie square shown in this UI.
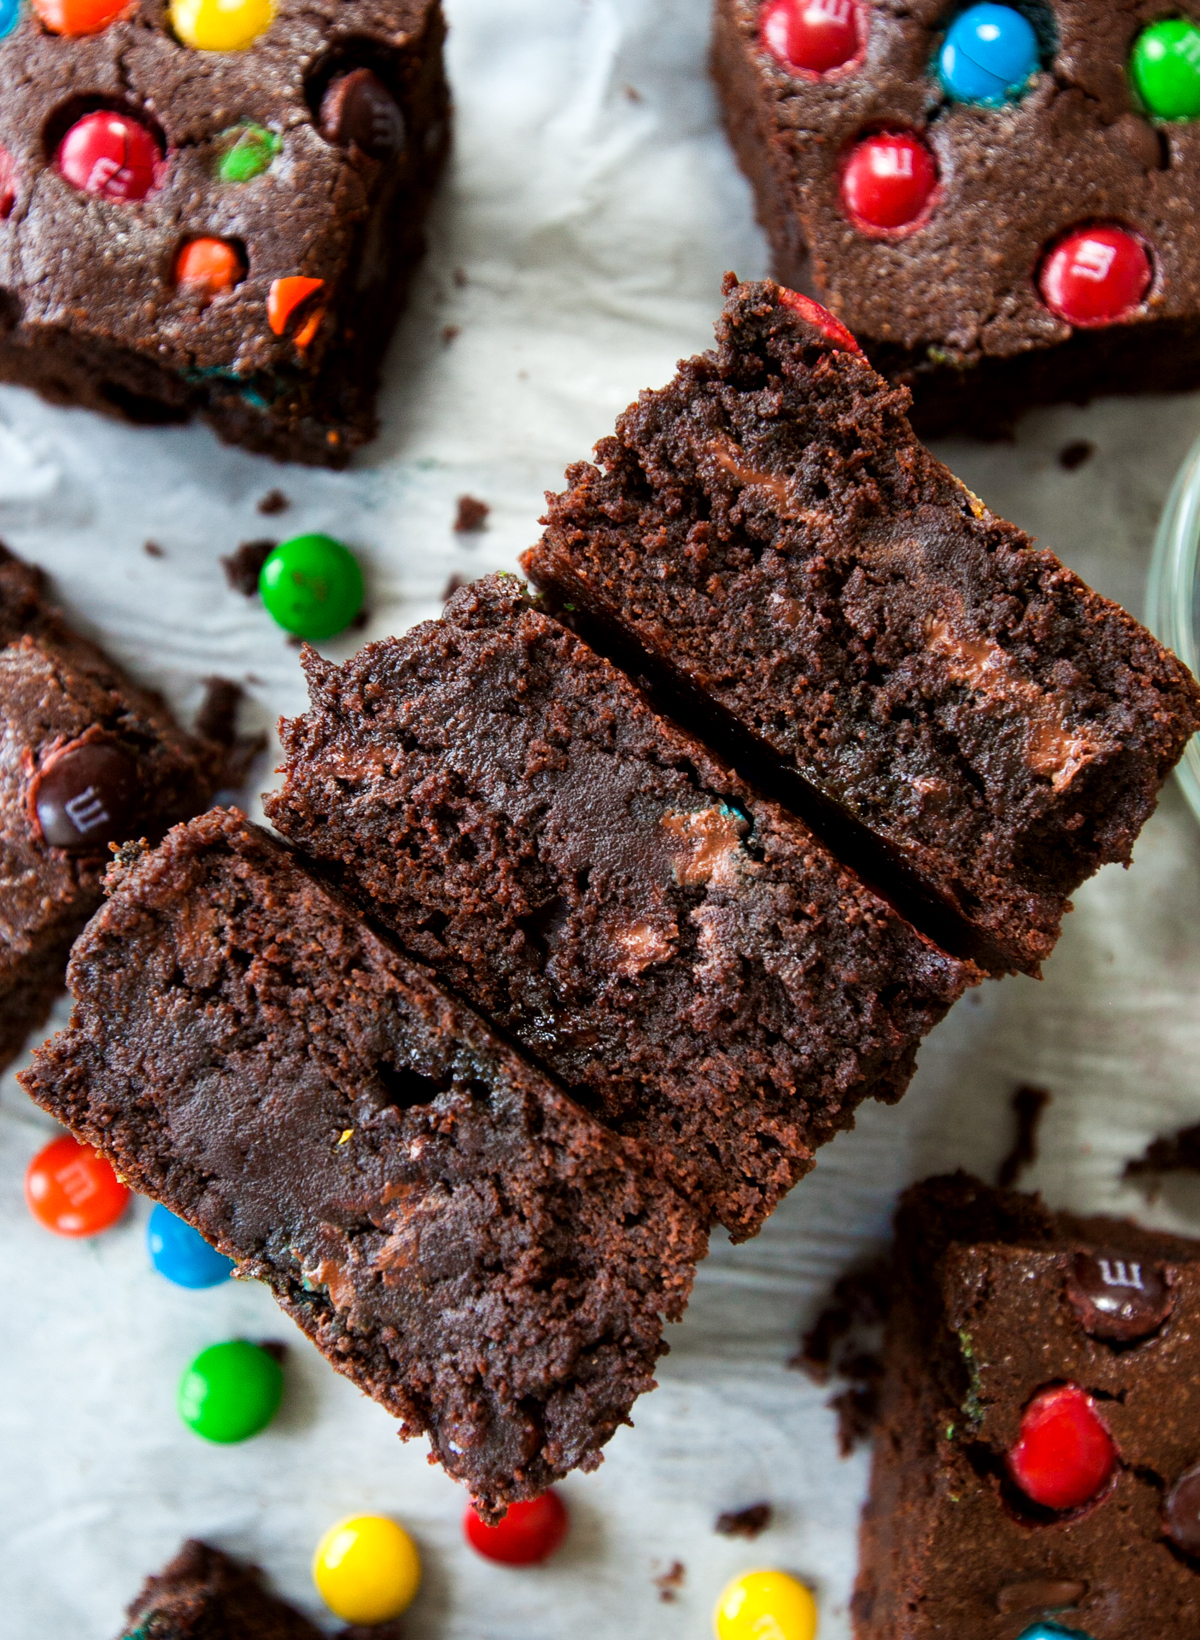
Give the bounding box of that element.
[20,809,706,1516]
[711,0,1200,435]
[117,1540,325,1640]
[524,277,1200,977]
[0,541,217,1070]
[264,573,978,1240]
[855,1173,1200,1638]
[0,0,448,466]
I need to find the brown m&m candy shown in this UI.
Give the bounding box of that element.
[1165,1460,1200,1556]
[31,738,138,852]
[319,69,404,163]
[1065,1249,1175,1341]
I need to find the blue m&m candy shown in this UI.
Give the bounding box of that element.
[148,1202,234,1288]
[1016,1626,1094,1640]
[939,4,1040,105]
[0,0,19,37]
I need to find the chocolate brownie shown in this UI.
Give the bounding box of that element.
[0,542,217,1070]
[264,574,978,1240]
[20,809,705,1515]
[524,278,1200,976]
[0,0,447,466]
[712,1,1200,436]
[854,1172,1200,1638]
[117,1540,324,1639]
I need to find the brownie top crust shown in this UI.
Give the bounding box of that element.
[525,278,1200,975]
[265,573,977,1240]
[20,809,705,1515]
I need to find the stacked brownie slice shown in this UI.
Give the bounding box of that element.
[116,1541,328,1640]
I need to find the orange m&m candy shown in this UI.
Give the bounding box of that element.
[175,236,245,299]
[33,0,129,34]
[25,1133,130,1236]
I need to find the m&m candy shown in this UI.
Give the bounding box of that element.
[312,1515,421,1625]
[215,122,280,182]
[464,1492,569,1564]
[32,0,127,33]
[0,146,16,219]
[174,237,245,299]
[760,0,862,78]
[1006,1383,1116,1513]
[178,1339,283,1441]
[1164,1458,1200,1555]
[25,1133,130,1236]
[259,533,364,640]
[713,1570,817,1640]
[938,4,1040,106]
[170,0,271,52]
[56,111,164,202]
[1038,225,1152,328]
[148,1202,234,1288]
[840,131,937,233]
[1014,1626,1095,1640]
[32,737,138,851]
[1131,19,1200,123]
[0,0,19,39]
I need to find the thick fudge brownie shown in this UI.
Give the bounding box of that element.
[264,574,978,1239]
[712,1,1200,436]
[20,809,705,1515]
[117,1540,324,1639]
[524,278,1200,976]
[854,1173,1200,1638]
[0,542,217,1070]
[0,0,447,466]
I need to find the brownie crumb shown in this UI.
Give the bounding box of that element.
[997,1084,1051,1188]
[793,1259,892,1454]
[1058,440,1095,471]
[453,267,468,288]
[715,1502,772,1538]
[351,609,370,631]
[286,634,303,649]
[195,677,267,789]
[257,489,290,516]
[654,1561,686,1602]
[442,573,468,602]
[1125,1121,1200,1178]
[258,1339,289,1364]
[143,540,165,558]
[624,83,643,102]
[222,539,276,597]
[442,324,461,346]
[454,495,490,533]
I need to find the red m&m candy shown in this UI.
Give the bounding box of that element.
[1007,1383,1117,1513]
[840,131,937,233]
[25,1133,130,1236]
[778,286,862,353]
[761,0,863,77]
[464,1492,568,1564]
[33,0,129,34]
[1038,225,1152,328]
[56,110,164,202]
[0,145,15,219]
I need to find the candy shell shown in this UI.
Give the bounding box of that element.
[0,145,17,218]
[171,0,271,52]
[1038,225,1152,328]
[464,1492,569,1564]
[215,122,280,182]
[1130,18,1200,122]
[0,0,19,39]
[33,0,128,35]
[938,4,1040,106]
[56,111,164,202]
[312,1515,420,1625]
[840,130,937,233]
[178,1339,283,1442]
[175,236,245,298]
[760,0,862,78]
[148,1202,234,1288]
[259,533,364,640]
[25,1133,129,1236]
[1006,1383,1116,1512]
[714,1569,817,1640]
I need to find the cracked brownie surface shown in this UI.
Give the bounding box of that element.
[117,1540,326,1639]
[20,808,705,1517]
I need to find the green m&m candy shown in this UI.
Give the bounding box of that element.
[178,1340,284,1442]
[215,122,281,183]
[1131,18,1200,121]
[259,533,364,640]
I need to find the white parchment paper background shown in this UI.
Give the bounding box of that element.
[4,1,1200,1633]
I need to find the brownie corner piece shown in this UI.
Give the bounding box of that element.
[118,1540,323,1639]
[20,808,706,1515]
[855,1172,1200,1638]
[710,1,1200,435]
[0,0,449,467]
[523,276,1200,978]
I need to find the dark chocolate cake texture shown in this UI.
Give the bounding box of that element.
[524,277,1200,977]
[713,0,1200,434]
[0,0,448,465]
[265,573,979,1241]
[0,541,218,1072]
[855,1173,1200,1638]
[117,1540,326,1640]
[20,809,706,1516]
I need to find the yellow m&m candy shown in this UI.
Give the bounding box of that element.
[714,1570,818,1640]
[170,0,270,51]
[312,1514,420,1626]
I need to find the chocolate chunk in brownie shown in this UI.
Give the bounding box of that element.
[264,574,978,1239]
[20,809,705,1516]
[0,0,448,467]
[854,1172,1200,1638]
[117,1540,323,1639]
[524,279,1200,976]
[0,542,217,1070]
[711,2,1200,436]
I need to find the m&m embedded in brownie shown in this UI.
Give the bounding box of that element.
[855,1173,1200,1637]
[524,278,1200,976]
[0,0,447,465]
[264,574,979,1240]
[712,1,1200,433]
[20,809,706,1516]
